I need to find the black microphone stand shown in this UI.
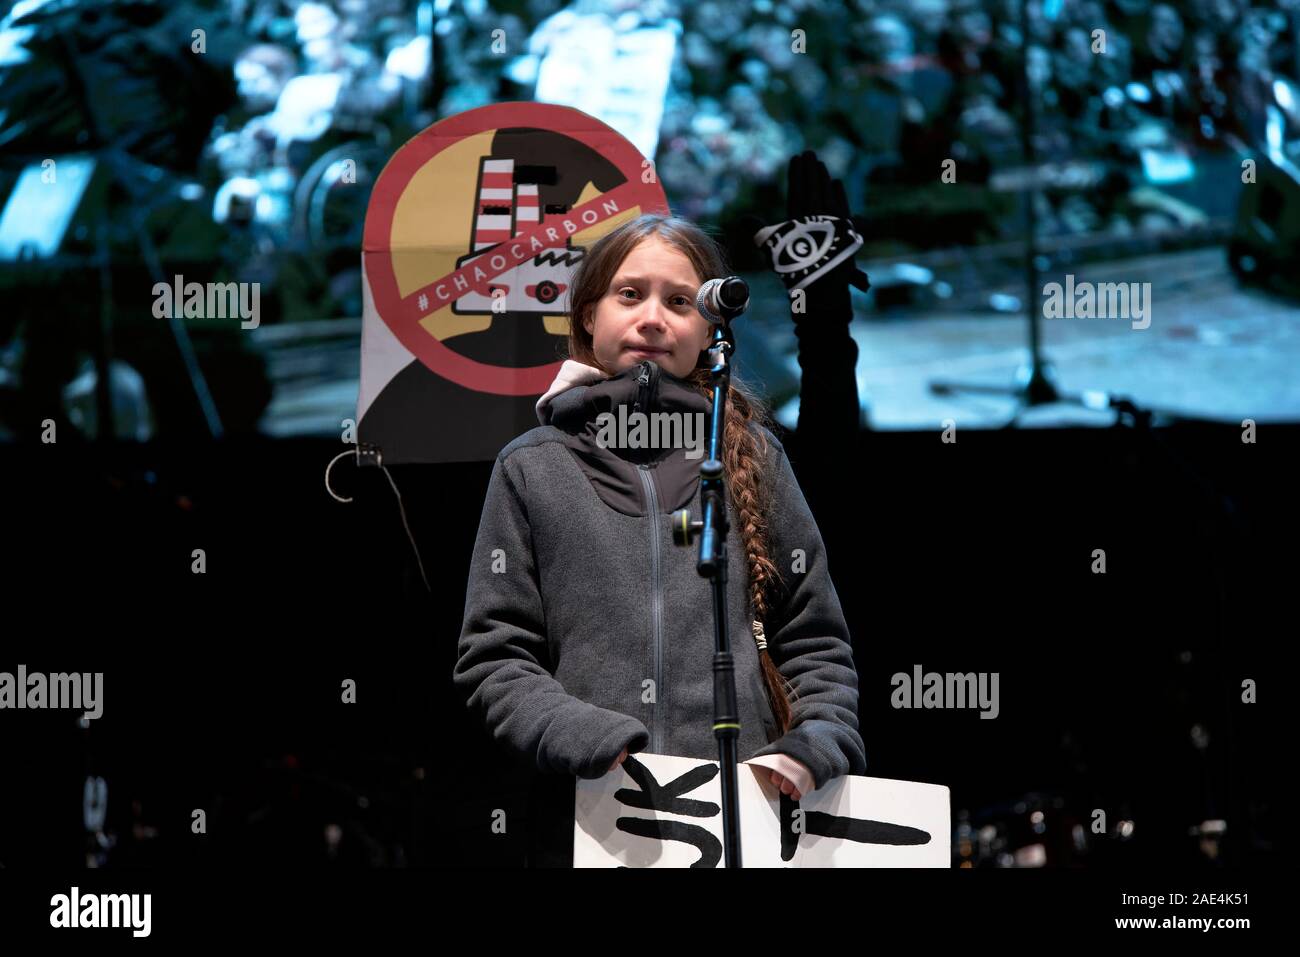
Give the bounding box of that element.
[671,317,743,868]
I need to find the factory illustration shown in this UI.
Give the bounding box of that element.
[451,157,586,315]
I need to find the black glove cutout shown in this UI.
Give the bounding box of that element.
[755,150,870,294]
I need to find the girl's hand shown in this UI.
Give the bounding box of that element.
[764,754,815,801]
[608,747,629,772]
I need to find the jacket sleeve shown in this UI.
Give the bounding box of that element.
[747,432,868,790]
[454,450,650,779]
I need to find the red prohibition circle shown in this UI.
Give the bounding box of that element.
[363,102,670,396]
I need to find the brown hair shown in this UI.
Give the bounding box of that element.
[565,212,797,736]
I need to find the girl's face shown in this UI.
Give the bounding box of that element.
[582,235,713,378]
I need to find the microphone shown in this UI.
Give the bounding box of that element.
[696,277,750,324]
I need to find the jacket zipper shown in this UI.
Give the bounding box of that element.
[634,362,651,414]
[635,359,665,752]
[637,461,664,754]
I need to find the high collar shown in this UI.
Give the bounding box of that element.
[534,359,608,426]
[541,358,714,516]
[547,358,711,434]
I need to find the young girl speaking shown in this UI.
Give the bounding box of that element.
[454,213,866,866]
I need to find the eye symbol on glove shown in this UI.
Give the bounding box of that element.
[754,214,864,291]
[767,220,836,277]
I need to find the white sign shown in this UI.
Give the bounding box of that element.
[532,13,677,162]
[575,752,950,868]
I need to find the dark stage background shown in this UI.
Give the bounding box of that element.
[1,421,1286,870]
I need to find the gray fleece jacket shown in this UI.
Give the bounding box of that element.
[454,359,867,853]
